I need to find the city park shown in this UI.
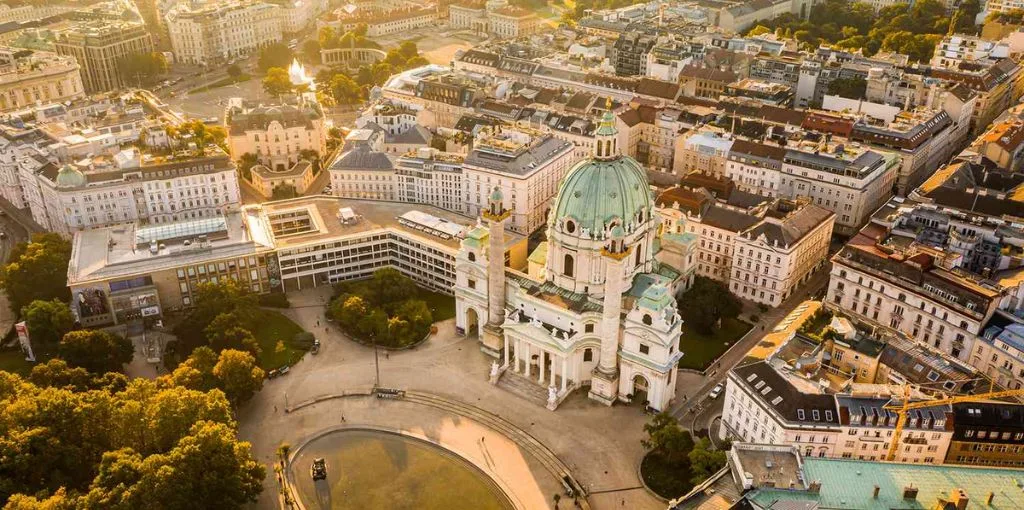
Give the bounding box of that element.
[0,232,749,509]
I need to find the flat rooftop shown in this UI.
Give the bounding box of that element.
[247,196,525,251]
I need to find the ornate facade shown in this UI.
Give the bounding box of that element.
[454,108,696,411]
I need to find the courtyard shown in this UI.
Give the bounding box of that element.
[236,287,712,510]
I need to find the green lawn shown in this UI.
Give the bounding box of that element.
[641,450,694,499]
[416,289,455,322]
[677,318,752,371]
[0,348,32,375]
[252,310,307,370]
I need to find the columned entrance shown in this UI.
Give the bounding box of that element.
[465,308,479,339]
[631,374,650,406]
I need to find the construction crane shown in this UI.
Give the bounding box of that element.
[883,387,1024,462]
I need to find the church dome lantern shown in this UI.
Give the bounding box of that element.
[55,164,87,189]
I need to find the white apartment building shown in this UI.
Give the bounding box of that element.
[686,203,759,282]
[0,132,50,208]
[779,141,898,236]
[449,3,540,40]
[826,235,1000,363]
[721,360,842,458]
[0,48,84,112]
[394,148,465,214]
[167,1,283,65]
[23,149,241,237]
[461,130,577,234]
[726,139,786,198]
[834,396,953,464]
[328,144,397,201]
[976,313,1024,390]
[339,7,438,37]
[277,0,324,33]
[931,34,1010,69]
[0,4,70,23]
[225,96,326,170]
[730,202,834,306]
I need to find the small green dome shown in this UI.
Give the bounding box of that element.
[552,155,652,235]
[610,225,624,238]
[489,186,503,202]
[55,164,86,188]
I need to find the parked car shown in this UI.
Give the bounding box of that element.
[311,458,327,481]
[311,338,321,354]
[708,383,724,400]
[0,232,8,240]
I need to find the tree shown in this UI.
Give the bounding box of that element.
[302,39,321,64]
[330,73,361,105]
[688,438,727,485]
[353,23,368,37]
[119,52,168,85]
[212,349,264,405]
[319,26,339,49]
[226,64,243,79]
[371,268,418,306]
[398,40,419,59]
[405,56,430,68]
[257,42,293,72]
[262,67,292,97]
[748,25,772,36]
[172,280,258,355]
[168,346,219,392]
[370,62,394,86]
[28,358,96,391]
[383,49,408,68]
[58,330,134,374]
[1,233,72,313]
[271,183,298,199]
[825,76,867,99]
[204,312,260,357]
[677,277,741,334]
[22,299,74,345]
[299,149,321,174]
[237,152,258,181]
[642,412,694,465]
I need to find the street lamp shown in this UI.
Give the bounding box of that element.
[371,332,380,389]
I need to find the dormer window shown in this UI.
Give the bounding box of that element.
[565,220,576,234]
[468,252,476,262]
[642,314,652,325]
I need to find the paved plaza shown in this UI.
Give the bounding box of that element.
[237,287,688,510]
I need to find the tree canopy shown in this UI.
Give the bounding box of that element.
[0,371,262,507]
[171,279,259,360]
[746,0,979,61]
[261,67,292,98]
[328,269,433,348]
[677,277,742,335]
[22,299,74,345]
[257,42,293,72]
[119,52,168,85]
[1,233,72,314]
[58,330,134,374]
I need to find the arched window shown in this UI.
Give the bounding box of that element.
[563,253,574,277]
[468,252,476,262]
[565,220,576,234]
[583,348,593,362]
[635,246,642,266]
[643,314,652,325]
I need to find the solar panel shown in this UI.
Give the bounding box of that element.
[135,217,227,246]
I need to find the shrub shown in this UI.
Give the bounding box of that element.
[290,332,315,350]
[259,293,291,308]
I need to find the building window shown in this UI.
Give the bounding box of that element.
[564,254,574,277]
[639,343,650,354]
[585,323,594,333]
[583,348,593,362]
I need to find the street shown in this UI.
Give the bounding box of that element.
[668,263,832,424]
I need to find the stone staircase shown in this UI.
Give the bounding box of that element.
[496,369,550,407]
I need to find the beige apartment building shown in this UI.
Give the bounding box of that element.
[167,1,283,65]
[54,21,153,93]
[0,47,84,112]
[225,96,327,171]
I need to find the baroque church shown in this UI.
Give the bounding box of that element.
[453,107,697,411]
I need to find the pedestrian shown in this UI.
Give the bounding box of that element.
[385,351,389,360]
[317,319,320,327]
[274,405,278,413]
[342,415,346,422]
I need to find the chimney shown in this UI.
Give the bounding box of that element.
[903,486,919,500]
[873,485,880,499]
[951,489,969,510]
[808,481,821,493]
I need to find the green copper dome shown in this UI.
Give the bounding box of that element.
[55,164,86,188]
[552,155,652,236]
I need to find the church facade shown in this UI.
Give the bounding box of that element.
[453,109,697,411]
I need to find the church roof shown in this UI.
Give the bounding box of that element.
[552,155,652,235]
